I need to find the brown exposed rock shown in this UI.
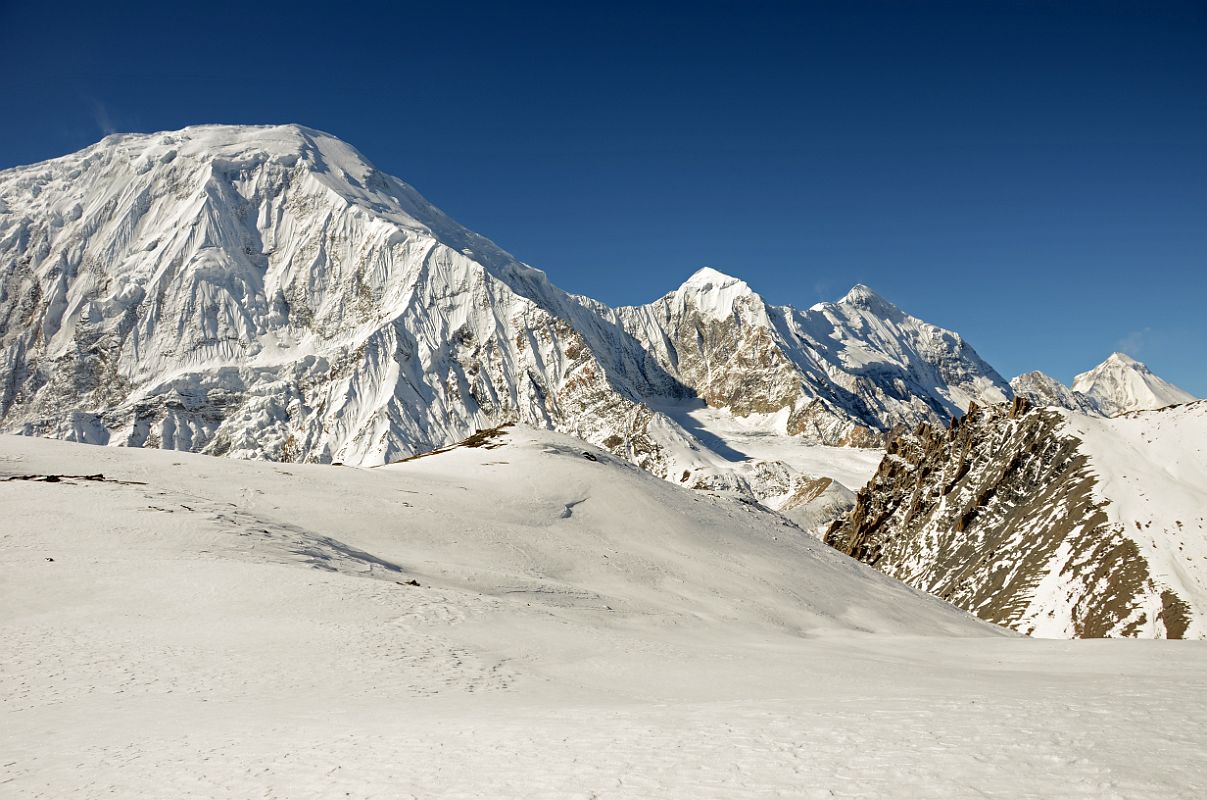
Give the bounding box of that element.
[825,402,1191,638]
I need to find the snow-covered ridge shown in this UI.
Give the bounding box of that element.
[2,123,1008,510]
[828,398,1207,638]
[1065,399,1207,633]
[1010,370,1104,416]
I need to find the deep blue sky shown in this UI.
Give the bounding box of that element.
[2,1,1204,393]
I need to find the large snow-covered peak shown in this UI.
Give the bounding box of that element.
[0,124,660,466]
[1072,352,1196,416]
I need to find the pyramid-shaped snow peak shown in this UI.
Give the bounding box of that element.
[1072,353,1196,416]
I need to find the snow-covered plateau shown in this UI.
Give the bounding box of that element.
[4,431,1207,799]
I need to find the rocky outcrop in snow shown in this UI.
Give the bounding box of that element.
[825,398,1207,638]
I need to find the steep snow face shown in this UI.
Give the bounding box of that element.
[1,124,1008,507]
[0,124,680,469]
[1072,352,1196,416]
[787,284,1011,424]
[827,398,1207,638]
[1010,370,1103,415]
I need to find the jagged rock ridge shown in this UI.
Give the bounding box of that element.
[826,398,1207,638]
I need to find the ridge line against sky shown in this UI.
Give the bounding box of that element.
[0,0,1203,395]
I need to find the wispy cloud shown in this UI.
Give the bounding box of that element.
[1116,326,1154,357]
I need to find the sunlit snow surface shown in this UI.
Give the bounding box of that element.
[3,430,1206,799]
[1073,352,1198,416]
[1064,401,1207,637]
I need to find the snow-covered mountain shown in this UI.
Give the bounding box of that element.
[826,397,1207,638]
[1010,370,1104,415]
[613,270,1010,446]
[1072,352,1197,415]
[0,124,1009,508]
[1010,355,1196,418]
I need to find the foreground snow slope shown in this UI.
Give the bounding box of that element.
[4,432,1207,799]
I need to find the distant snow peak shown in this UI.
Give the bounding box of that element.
[840,283,881,303]
[1010,370,1103,416]
[1010,354,1195,418]
[1105,351,1140,366]
[673,267,758,321]
[681,266,744,288]
[1072,352,1196,416]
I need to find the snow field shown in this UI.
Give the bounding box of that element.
[2,431,1206,798]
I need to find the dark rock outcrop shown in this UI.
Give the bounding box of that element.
[825,402,1192,638]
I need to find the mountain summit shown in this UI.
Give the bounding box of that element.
[670,267,759,321]
[1010,354,1196,418]
[1072,352,1196,415]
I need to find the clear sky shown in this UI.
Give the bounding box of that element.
[2,0,1204,394]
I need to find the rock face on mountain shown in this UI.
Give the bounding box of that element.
[1072,352,1197,416]
[0,124,1010,501]
[1010,370,1103,415]
[613,271,1011,446]
[825,398,1207,638]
